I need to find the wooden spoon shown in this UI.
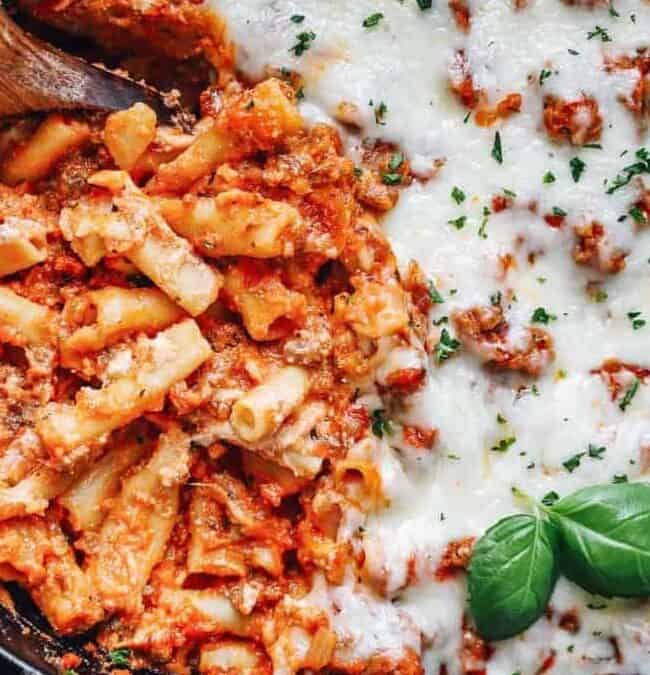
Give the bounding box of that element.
[0,7,179,121]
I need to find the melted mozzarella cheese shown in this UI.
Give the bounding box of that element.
[211,0,650,672]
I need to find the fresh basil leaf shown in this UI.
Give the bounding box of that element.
[468,514,559,640]
[550,482,650,597]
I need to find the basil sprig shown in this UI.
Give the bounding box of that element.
[550,483,650,597]
[468,515,558,640]
[468,482,650,641]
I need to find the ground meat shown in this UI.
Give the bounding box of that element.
[453,305,554,376]
[402,425,438,450]
[475,93,522,127]
[448,51,480,109]
[461,618,493,675]
[543,96,602,145]
[436,537,476,581]
[449,0,470,32]
[573,221,627,274]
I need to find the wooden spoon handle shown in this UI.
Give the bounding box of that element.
[0,7,174,119]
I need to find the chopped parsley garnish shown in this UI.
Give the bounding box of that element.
[629,205,648,225]
[490,291,502,307]
[290,30,316,56]
[463,111,471,124]
[478,206,490,239]
[362,12,384,28]
[543,170,556,184]
[588,444,606,459]
[374,100,388,125]
[563,452,586,473]
[552,206,567,217]
[451,186,466,204]
[606,148,650,193]
[568,48,580,55]
[428,280,444,304]
[432,315,449,326]
[539,69,552,86]
[491,436,516,452]
[291,14,305,23]
[502,187,517,198]
[531,307,557,324]
[609,3,620,17]
[382,172,402,185]
[496,412,507,424]
[448,215,467,230]
[435,328,461,363]
[542,491,560,506]
[627,311,646,330]
[491,131,503,164]
[583,143,603,150]
[570,157,586,182]
[416,0,433,9]
[587,25,612,42]
[109,648,131,667]
[619,378,640,411]
[353,167,363,178]
[296,86,305,100]
[593,289,608,303]
[613,473,629,483]
[371,409,393,438]
[388,152,404,171]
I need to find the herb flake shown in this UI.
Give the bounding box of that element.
[448,215,467,230]
[491,131,503,164]
[587,25,612,42]
[451,186,466,204]
[374,100,388,125]
[428,280,444,304]
[563,452,586,473]
[627,311,646,330]
[629,205,648,225]
[619,378,640,411]
[371,409,393,438]
[588,444,606,460]
[570,157,586,183]
[542,491,560,507]
[388,152,404,171]
[290,30,316,56]
[531,307,557,324]
[435,328,461,363]
[491,437,516,453]
[109,648,131,668]
[606,148,650,194]
[362,12,384,28]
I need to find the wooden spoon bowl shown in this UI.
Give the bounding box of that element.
[0,7,179,120]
